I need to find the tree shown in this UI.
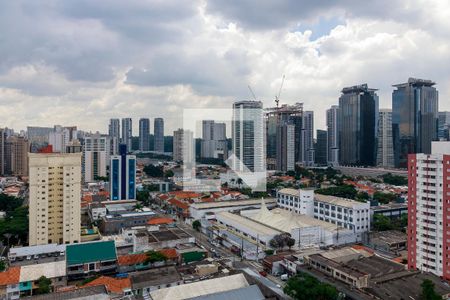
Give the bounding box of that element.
[284,272,338,300]
[372,214,393,231]
[286,237,296,250]
[315,185,358,200]
[381,173,408,186]
[0,206,29,245]
[236,178,244,188]
[420,279,442,300]
[192,220,201,232]
[36,276,52,294]
[164,170,174,178]
[373,191,398,204]
[0,261,6,272]
[145,251,168,264]
[143,164,164,177]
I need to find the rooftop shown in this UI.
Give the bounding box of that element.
[9,243,66,258]
[314,194,366,208]
[20,260,66,282]
[117,253,147,266]
[150,273,249,300]
[217,211,281,236]
[148,217,176,225]
[187,285,265,300]
[0,266,20,285]
[29,285,109,300]
[277,188,299,197]
[130,266,181,289]
[83,276,131,295]
[346,255,405,279]
[246,205,346,233]
[309,254,368,279]
[190,198,276,210]
[66,241,117,266]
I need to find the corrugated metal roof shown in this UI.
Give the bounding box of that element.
[186,285,265,300]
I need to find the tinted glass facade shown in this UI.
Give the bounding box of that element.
[339,84,378,166]
[392,78,438,167]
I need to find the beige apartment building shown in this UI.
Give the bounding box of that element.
[28,153,82,246]
[5,136,29,177]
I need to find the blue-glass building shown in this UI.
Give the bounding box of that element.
[110,144,136,200]
[392,78,438,168]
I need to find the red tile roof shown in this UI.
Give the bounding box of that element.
[168,198,189,210]
[117,253,148,266]
[158,248,178,259]
[169,191,202,199]
[147,217,176,225]
[83,276,131,294]
[0,267,20,286]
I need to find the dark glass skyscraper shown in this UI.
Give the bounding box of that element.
[154,118,164,153]
[392,78,438,167]
[338,84,378,166]
[139,118,150,151]
[315,129,327,165]
[110,144,136,200]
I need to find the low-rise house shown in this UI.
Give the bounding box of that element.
[29,285,110,300]
[100,211,156,234]
[83,276,132,297]
[0,267,20,300]
[117,249,179,273]
[130,266,183,297]
[305,254,369,289]
[66,241,117,279]
[19,261,67,296]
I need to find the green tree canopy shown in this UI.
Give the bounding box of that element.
[192,220,201,231]
[381,173,408,186]
[145,251,168,264]
[420,279,442,300]
[315,184,358,200]
[284,272,338,300]
[143,164,164,177]
[36,276,52,294]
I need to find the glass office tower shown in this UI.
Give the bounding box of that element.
[339,84,379,166]
[392,78,438,168]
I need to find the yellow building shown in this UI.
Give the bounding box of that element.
[28,153,82,245]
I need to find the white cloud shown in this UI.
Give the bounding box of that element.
[0,0,449,135]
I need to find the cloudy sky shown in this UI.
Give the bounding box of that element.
[1,0,449,135]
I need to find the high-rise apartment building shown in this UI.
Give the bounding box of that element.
[339,84,379,166]
[201,120,228,160]
[154,118,164,153]
[315,130,327,166]
[83,133,110,182]
[300,111,315,166]
[376,109,394,168]
[232,101,265,172]
[393,78,439,167]
[5,136,29,177]
[28,152,82,245]
[407,141,450,279]
[109,118,120,155]
[48,125,76,153]
[139,118,150,151]
[0,129,5,175]
[121,118,133,151]
[173,128,194,163]
[276,124,295,171]
[265,103,303,169]
[326,105,339,166]
[110,144,136,200]
[438,112,450,141]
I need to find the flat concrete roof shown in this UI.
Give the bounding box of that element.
[315,194,366,209]
[217,211,281,236]
[190,198,276,210]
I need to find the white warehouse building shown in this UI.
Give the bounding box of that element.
[277,188,370,241]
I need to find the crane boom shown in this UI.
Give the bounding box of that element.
[275,74,285,107]
[248,85,257,101]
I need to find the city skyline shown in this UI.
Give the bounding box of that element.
[1,1,450,134]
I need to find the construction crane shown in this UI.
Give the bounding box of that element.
[247,85,257,101]
[275,74,285,107]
